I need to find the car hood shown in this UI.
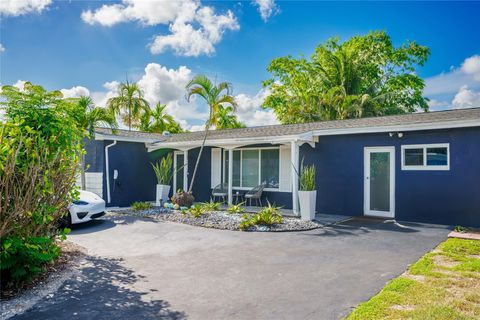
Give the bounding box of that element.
[78,190,103,202]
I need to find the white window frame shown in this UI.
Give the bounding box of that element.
[401,143,450,171]
[222,146,282,192]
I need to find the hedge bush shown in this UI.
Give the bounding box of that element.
[0,82,84,288]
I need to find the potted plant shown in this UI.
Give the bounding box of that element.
[298,163,316,221]
[151,153,174,206]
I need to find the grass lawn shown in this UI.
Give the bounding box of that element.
[347,238,480,320]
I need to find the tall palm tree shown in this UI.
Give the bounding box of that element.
[107,81,149,130]
[185,75,237,193]
[75,96,118,190]
[215,106,244,129]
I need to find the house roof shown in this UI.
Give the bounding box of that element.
[94,107,480,147]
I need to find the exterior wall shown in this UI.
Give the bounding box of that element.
[300,127,480,227]
[104,140,161,207]
[186,147,213,202]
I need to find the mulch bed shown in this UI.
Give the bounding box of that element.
[109,208,323,232]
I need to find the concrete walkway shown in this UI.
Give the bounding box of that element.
[13,216,450,320]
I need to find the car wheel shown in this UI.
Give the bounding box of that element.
[59,212,72,228]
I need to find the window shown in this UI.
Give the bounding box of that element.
[401,144,449,170]
[224,147,280,189]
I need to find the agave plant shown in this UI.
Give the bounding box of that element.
[151,153,174,185]
[201,200,222,212]
[227,202,246,214]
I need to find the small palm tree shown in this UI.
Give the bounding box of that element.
[75,96,118,190]
[215,106,245,129]
[186,75,237,193]
[107,81,149,130]
[149,103,176,133]
[137,102,183,133]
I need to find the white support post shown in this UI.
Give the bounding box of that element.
[183,150,188,192]
[291,140,299,216]
[228,148,233,205]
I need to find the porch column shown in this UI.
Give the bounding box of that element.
[227,148,233,205]
[183,150,188,192]
[291,140,299,215]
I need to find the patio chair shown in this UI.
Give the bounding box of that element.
[211,182,228,203]
[244,183,266,207]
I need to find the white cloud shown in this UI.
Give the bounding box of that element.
[0,44,5,53]
[81,0,238,57]
[150,7,238,56]
[425,54,480,97]
[60,86,90,99]
[189,124,206,132]
[12,80,27,90]
[461,55,480,81]
[0,0,51,16]
[452,86,480,109]
[253,0,278,22]
[235,88,279,126]
[91,63,207,129]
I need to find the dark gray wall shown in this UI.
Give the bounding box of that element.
[301,127,480,227]
[104,140,161,207]
[83,138,104,172]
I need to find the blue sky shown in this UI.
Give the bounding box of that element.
[1,1,479,129]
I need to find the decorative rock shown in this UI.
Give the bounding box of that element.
[108,209,322,232]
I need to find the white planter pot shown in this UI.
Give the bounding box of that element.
[298,190,317,221]
[156,184,171,206]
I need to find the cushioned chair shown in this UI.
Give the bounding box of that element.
[211,183,228,203]
[244,183,266,207]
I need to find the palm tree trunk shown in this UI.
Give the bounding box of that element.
[188,128,209,194]
[80,152,86,190]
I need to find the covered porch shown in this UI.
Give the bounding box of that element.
[147,132,319,216]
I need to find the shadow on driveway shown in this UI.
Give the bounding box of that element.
[70,215,161,235]
[12,255,186,320]
[304,216,452,238]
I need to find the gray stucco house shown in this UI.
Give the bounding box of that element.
[83,108,480,227]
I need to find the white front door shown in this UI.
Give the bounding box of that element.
[364,147,395,218]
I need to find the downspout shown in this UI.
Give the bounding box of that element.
[105,140,117,204]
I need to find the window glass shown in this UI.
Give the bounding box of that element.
[427,147,448,166]
[224,150,241,187]
[261,149,279,188]
[404,148,424,166]
[241,150,259,187]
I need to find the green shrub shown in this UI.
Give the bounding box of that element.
[0,82,83,288]
[239,202,283,231]
[300,163,316,191]
[1,232,68,286]
[151,153,173,185]
[201,200,222,212]
[188,205,206,218]
[131,201,153,211]
[227,202,245,214]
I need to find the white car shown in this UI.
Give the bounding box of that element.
[65,190,106,225]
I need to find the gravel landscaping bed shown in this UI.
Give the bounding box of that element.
[108,208,322,232]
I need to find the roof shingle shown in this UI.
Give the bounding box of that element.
[95,107,480,143]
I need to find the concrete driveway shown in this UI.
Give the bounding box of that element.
[13,215,450,320]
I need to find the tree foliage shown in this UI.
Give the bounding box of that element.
[215,106,245,129]
[263,31,430,124]
[138,103,183,133]
[0,82,84,287]
[107,81,149,130]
